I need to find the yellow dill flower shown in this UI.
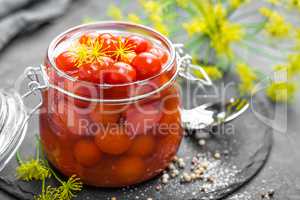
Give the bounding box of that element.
[176,0,189,8]
[153,21,169,36]
[140,0,160,14]
[107,4,123,20]
[288,0,300,10]
[229,0,249,10]
[109,37,135,61]
[184,1,244,56]
[266,81,297,102]
[183,19,206,37]
[16,159,51,181]
[127,13,142,24]
[235,63,257,95]
[295,29,300,50]
[194,66,223,80]
[272,55,300,79]
[210,22,244,56]
[260,7,291,38]
[149,14,162,24]
[82,17,96,24]
[273,64,292,78]
[287,54,300,76]
[266,0,281,5]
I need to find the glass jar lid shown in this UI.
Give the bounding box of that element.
[0,89,28,171]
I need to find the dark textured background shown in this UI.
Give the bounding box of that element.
[0,0,300,199]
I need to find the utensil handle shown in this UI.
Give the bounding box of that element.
[174,43,215,131]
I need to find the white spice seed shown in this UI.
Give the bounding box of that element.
[190,173,196,180]
[183,173,192,182]
[198,139,206,146]
[178,158,186,168]
[214,152,221,159]
[201,161,209,169]
[168,163,176,170]
[171,169,179,178]
[162,174,170,180]
[147,198,153,200]
[162,178,169,184]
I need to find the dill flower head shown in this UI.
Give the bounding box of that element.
[183,19,206,37]
[34,186,57,200]
[127,13,142,24]
[107,4,123,20]
[266,0,282,5]
[56,175,83,200]
[229,0,249,10]
[16,159,51,181]
[141,0,160,14]
[183,1,244,56]
[176,0,189,8]
[139,0,169,36]
[260,7,291,38]
[194,66,223,80]
[266,81,297,102]
[295,29,300,50]
[235,63,257,95]
[69,38,110,66]
[287,54,300,76]
[288,0,300,10]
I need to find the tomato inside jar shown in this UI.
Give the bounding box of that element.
[40,22,182,187]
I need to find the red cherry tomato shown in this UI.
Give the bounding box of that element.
[127,36,151,53]
[89,104,123,125]
[115,156,145,184]
[51,99,88,137]
[79,34,92,45]
[55,146,84,177]
[125,101,162,136]
[132,52,162,80]
[106,62,137,84]
[95,126,132,155]
[98,33,118,53]
[55,52,77,71]
[63,79,97,108]
[127,135,156,157]
[74,140,102,167]
[149,47,169,64]
[78,57,114,83]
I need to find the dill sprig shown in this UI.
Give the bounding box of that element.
[16,136,83,200]
[56,175,83,200]
[108,37,136,62]
[16,157,51,181]
[16,138,51,181]
[34,179,57,200]
[69,36,111,67]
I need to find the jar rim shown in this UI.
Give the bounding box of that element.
[47,21,177,88]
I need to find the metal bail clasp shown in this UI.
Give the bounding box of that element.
[174,43,213,87]
[21,66,48,116]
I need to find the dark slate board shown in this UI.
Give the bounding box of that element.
[0,78,273,200]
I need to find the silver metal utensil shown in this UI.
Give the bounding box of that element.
[181,97,249,133]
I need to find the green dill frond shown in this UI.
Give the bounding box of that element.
[34,186,57,200]
[16,159,51,181]
[55,175,83,200]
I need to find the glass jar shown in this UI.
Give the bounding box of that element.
[0,22,212,187]
[40,22,183,187]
